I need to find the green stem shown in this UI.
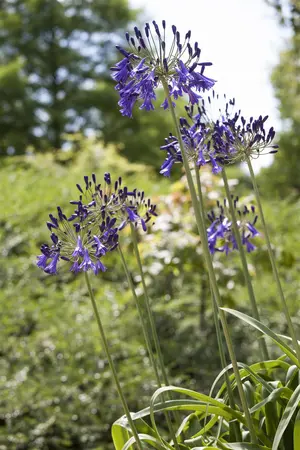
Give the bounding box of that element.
[118,245,161,385]
[84,272,143,450]
[130,224,170,387]
[195,165,241,441]
[162,79,258,444]
[222,168,269,360]
[129,226,180,450]
[246,157,300,363]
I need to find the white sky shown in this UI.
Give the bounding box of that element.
[129,0,290,170]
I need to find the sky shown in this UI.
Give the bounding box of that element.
[129,0,290,170]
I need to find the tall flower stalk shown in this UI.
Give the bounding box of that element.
[129,224,181,447]
[111,19,258,438]
[195,163,242,442]
[161,80,258,443]
[111,20,298,443]
[246,157,300,362]
[118,244,161,384]
[221,169,269,360]
[37,172,165,450]
[84,272,143,450]
[118,244,180,447]
[130,224,170,388]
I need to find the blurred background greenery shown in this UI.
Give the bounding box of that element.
[0,0,299,449]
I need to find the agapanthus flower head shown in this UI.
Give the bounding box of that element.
[37,173,157,275]
[207,197,260,255]
[111,21,216,117]
[160,113,224,177]
[192,92,279,163]
[37,203,118,275]
[75,173,158,233]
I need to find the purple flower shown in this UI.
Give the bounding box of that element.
[94,259,107,274]
[79,249,96,273]
[126,206,141,222]
[70,260,80,273]
[44,253,60,275]
[82,173,158,233]
[210,155,222,174]
[207,199,260,255]
[37,254,48,270]
[160,156,177,177]
[72,236,84,258]
[111,21,215,117]
[93,236,107,257]
[37,202,117,276]
[38,172,157,276]
[191,92,278,162]
[160,117,222,176]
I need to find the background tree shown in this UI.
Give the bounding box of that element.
[0,0,135,154]
[260,0,300,195]
[0,0,177,167]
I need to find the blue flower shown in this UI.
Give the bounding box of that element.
[70,260,80,274]
[79,249,97,273]
[37,253,49,270]
[207,199,260,255]
[37,173,158,275]
[93,236,108,257]
[44,253,60,275]
[191,92,278,162]
[80,173,158,233]
[37,200,118,275]
[111,21,215,117]
[160,117,222,176]
[72,236,85,258]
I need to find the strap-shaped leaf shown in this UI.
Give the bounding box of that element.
[226,444,271,449]
[112,421,130,450]
[222,309,299,367]
[122,433,171,450]
[294,410,300,450]
[250,387,292,414]
[272,384,300,450]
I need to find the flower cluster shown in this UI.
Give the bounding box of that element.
[37,173,157,275]
[195,94,279,162]
[111,21,215,117]
[160,117,224,177]
[160,92,278,176]
[207,198,260,255]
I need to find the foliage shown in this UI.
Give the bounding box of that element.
[264,0,300,31]
[0,0,135,153]
[0,139,299,448]
[0,0,179,168]
[259,0,300,196]
[114,355,300,449]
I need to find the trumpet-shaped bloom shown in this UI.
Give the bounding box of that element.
[207,199,260,255]
[37,173,157,275]
[111,21,215,117]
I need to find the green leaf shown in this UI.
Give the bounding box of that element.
[122,434,170,450]
[211,360,290,402]
[191,447,220,450]
[146,386,245,447]
[272,383,300,450]
[226,444,271,450]
[250,387,292,414]
[294,410,300,450]
[112,421,130,450]
[112,416,163,450]
[184,416,219,444]
[222,309,300,367]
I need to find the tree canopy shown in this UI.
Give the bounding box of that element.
[259,0,300,195]
[0,0,135,154]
